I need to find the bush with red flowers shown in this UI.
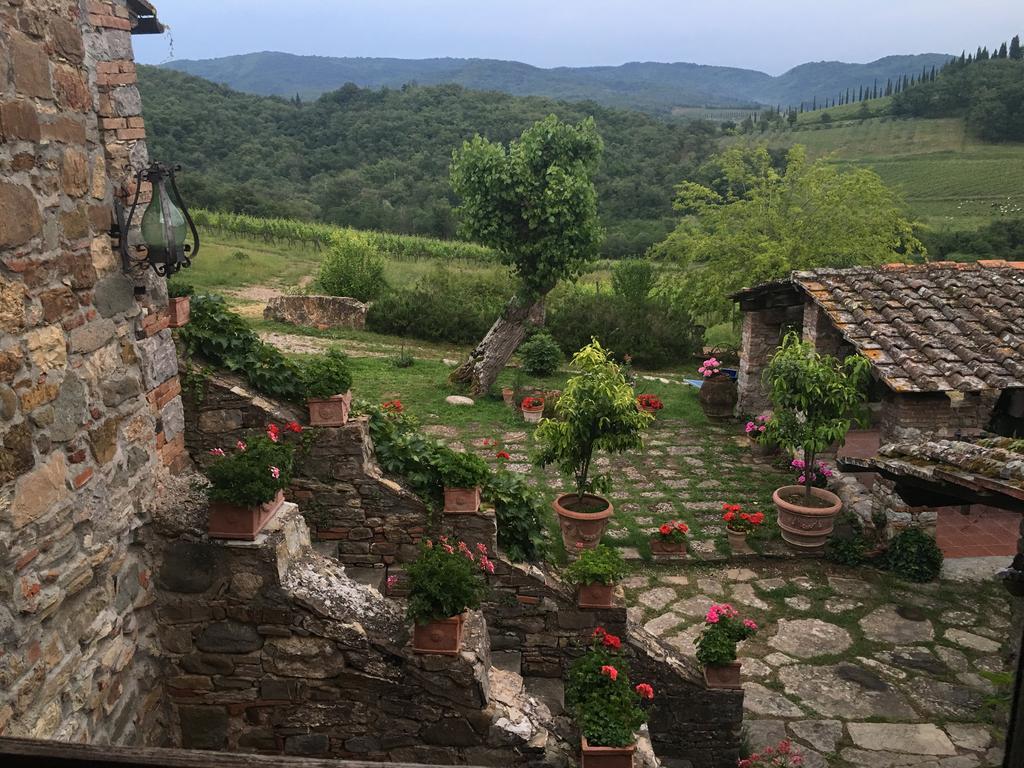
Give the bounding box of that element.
[382,399,404,414]
[656,520,689,544]
[738,739,805,768]
[521,396,545,410]
[721,503,765,535]
[566,628,655,747]
[205,424,295,508]
[636,393,664,412]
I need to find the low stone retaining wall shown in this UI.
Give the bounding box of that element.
[263,296,368,330]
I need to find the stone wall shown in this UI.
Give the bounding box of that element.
[0,0,183,745]
[181,371,430,569]
[736,304,802,417]
[264,295,368,331]
[880,390,1001,443]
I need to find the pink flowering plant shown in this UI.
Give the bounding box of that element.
[738,739,805,768]
[695,604,758,668]
[698,356,724,378]
[566,628,655,747]
[405,537,492,625]
[205,424,296,507]
[790,458,834,488]
[744,412,771,442]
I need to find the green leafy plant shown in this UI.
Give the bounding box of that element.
[167,281,193,298]
[300,347,353,401]
[205,427,295,507]
[316,233,387,302]
[885,528,944,583]
[518,331,563,377]
[695,604,758,667]
[825,535,868,566]
[563,544,627,586]
[611,259,657,303]
[566,628,653,748]
[535,340,653,502]
[405,539,491,624]
[763,332,870,501]
[483,470,547,562]
[436,447,491,489]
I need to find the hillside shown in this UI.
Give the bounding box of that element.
[137,67,722,255]
[162,51,953,113]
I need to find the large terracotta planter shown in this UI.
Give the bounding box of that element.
[703,661,742,689]
[443,486,481,514]
[167,296,190,328]
[208,489,285,541]
[307,390,352,427]
[412,614,464,655]
[650,538,687,558]
[580,737,636,768]
[577,582,615,609]
[522,403,544,424]
[698,375,737,420]
[727,528,752,555]
[774,485,843,551]
[553,493,613,551]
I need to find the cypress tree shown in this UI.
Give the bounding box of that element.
[1011,35,1022,60]
[998,42,1008,59]
[959,50,966,65]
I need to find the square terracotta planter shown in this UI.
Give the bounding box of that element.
[208,490,285,541]
[443,486,481,514]
[649,538,687,558]
[703,661,742,689]
[167,296,190,328]
[577,582,615,609]
[412,614,464,655]
[307,390,352,427]
[580,736,636,768]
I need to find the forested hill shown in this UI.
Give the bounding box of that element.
[162,51,953,113]
[137,66,722,255]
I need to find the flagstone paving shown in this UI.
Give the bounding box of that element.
[621,560,1013,768]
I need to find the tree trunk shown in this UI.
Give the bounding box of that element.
[450,295,546,396]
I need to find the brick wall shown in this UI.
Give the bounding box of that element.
[880,391,1001,442]
[0,0,183,744]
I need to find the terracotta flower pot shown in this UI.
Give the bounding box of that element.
[208,489,285,541]
[727,528,752,555]
[553,493,613,551]
[443,486,481,514]
[773,485,843,551]
[412,614,464,655]
[580,736,636,768]
[577,582,615,609]
[639,405,659,415]
[307,390,352,427]
[703,661,742,689]
[522,404,544,424]
[167,296,190,328]
[650,538,687,557]
[698,374,737,420]
[501,387,515,407]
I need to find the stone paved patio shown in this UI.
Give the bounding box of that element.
[623,560,1013,768]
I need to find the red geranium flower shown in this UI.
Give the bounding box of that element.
[635,683,654,700]
[659,523,672,535]
[600,665,618,681]
[602,633,622,650]
[496,451,511,460]
[266,424,281,443]
[285,421,303,433]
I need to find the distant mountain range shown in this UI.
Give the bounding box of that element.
[163,51,954,113]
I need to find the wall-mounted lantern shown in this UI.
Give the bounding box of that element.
[112,161,199,278]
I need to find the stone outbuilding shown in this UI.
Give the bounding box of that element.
[733,261,1024,443]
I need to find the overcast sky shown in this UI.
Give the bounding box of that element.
[134,1,1021,75]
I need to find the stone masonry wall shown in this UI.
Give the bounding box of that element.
[264,295,368,331]
[0,0,184,745]
[880,390,1001,443]
[737,304,802,417]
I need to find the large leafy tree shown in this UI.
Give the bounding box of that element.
[449,115,604,394]
[651,145,924,318]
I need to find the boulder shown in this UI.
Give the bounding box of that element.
[264,295,368,330]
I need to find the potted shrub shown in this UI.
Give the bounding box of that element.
[722,503,764,554]
[406,537,493,655]
[697,356,737,420]
[521,395,545,423]
[564,544,628,608]
[535,341,653,551]
[205,424,295,540]
[301,348,353,427]
[650,520,689,557]
[744,412,777,456]
[167,282,192,328]
[763,333,870,551]
[437,447,491,513]
[695,603,758,689]
[566,627,655,768]
[636,393,663,415]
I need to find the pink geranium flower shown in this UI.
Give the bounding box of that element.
[209,448,225,456]
[269,466,280,479]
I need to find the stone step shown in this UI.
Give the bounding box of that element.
[343,566,387,594]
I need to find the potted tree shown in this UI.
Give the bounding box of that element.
[763,333,870,551]
[566,627,655,768]
[167,282,192,328]
[535,340,653,551]
[697,356,737,420]
[721,503,765,554]
[564,544,628,608]
[650,520,689,557]
[437,447,491,513]
[205,424,295,540]
[695,603,758,689]
[521,395,545,423]
[301,348,353,427]
[406,538,492,655]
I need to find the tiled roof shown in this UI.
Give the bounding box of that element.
[794,261,1024,393]
[844,436,1024,503]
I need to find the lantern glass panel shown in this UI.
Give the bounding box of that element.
[140,195,187,252]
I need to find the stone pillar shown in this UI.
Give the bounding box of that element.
[802,301,845,358]
[737,307,788,416]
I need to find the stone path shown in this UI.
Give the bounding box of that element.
[623,560,1013,768]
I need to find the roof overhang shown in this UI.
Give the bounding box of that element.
[128,0,164,34]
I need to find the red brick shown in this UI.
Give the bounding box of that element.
[127,116,145,129]
[99,116,126,130]
[115,127,146,141]
[73,467,94,489]
[14,548,40,571]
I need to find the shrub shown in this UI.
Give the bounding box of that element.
[695,604,758,667]
[611,259,657,303]
[167,281,193,298]
[566,628,653,747]
[483,470,547,562]
[563,544,628,586]
[405,539,491,624]
[316,233,387,302]
[300,347,353,400]
[825,535,868,566]
[885,528,943,583]
[518,331,563,377]
[436,447,491,488]
[205,427,295,507]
